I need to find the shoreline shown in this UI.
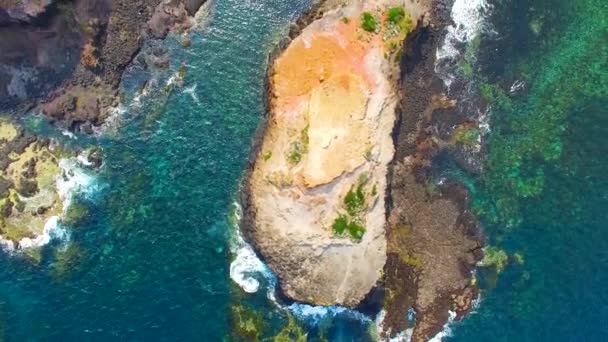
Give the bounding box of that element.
[0,0,209,132]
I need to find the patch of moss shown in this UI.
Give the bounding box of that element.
[261,151,272,161]
[361,12,378,32]
[387,7,406,24]
[401,253,423,269]
[332,177,375,241]
[344,184,366,217]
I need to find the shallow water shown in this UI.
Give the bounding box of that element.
[1,0,606,340]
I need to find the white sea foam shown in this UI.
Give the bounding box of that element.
[57,157,101,208]
[230,242,272,293]
[0,156,101,252]
[227,202,371,327]
[435,0,490,88]
[183,84,201,105]
[374,309,414,342]
[228,202,276,294]
[429,310,457,342]
[17,216,67,249]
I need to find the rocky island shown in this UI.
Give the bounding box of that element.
[245,0,422,307]
[243,0,484,340]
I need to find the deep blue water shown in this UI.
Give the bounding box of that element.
[1,0,607,340]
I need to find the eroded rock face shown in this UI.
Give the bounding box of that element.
[246,0,425,307]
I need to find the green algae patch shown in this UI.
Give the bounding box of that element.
[478,246,509,273]
[61,201,89,226]
[470,0,608,230]
[51,243,86,281]
[272,315,307,342]
[230,304,265,341]
[453,126,480,146]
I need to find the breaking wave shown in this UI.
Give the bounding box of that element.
[435,0,491,88]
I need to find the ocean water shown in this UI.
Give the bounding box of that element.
[446,0,608,340]
[0,0,606,341]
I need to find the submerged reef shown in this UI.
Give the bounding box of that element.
[471,0,608,231]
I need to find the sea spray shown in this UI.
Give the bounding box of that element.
[57,157,102,209]
[0,156,102,252]
[435,0,490,89]
[429,310,457,342]
[228,202,276,296]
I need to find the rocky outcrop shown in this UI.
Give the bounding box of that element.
[244,0,427,307]
[0,0,206,132]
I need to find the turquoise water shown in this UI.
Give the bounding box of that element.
[448,0,608,340]
[0,0,311,340]
[1,0,607,340]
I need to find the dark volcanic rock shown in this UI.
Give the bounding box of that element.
[0,0,207,132]
[381,1,485,340]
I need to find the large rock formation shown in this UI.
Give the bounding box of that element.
[244,0,427,307]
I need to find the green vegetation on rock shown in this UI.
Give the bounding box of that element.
[454,127,480,146]
[361,12,378,32]
[331,178,377,241]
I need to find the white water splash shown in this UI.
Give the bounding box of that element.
[435,0,490,88]
[374,309,413,342]
[228,202,372,327]
[56,157,101,209]
[230,242,272,293]
[228,202,276,295]
[429,310,457,342]
[16,216,67,249]
[0,156,101,252]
